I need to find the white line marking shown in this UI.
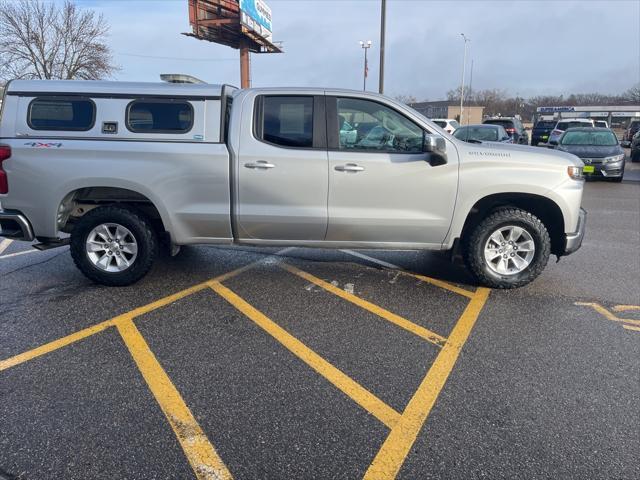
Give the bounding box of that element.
[341,249,401,270]
[0,239,13,255]
[0,248,39,260]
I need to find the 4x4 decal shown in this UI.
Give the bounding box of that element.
[24,142,63,148]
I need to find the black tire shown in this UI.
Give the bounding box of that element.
[464,207,551,289]
[70,205,158,286]
[631,151,640,163]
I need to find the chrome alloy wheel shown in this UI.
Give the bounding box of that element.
[483,225,535,275]
[85,223,138,273]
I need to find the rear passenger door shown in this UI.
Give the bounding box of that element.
[235,94,328,241]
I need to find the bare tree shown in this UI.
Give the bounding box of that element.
[623,84,640,103]
[0,0,117,82]
[394,94,419,105]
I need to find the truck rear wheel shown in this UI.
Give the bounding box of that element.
[464,208,551,289]
[70,206,158,286]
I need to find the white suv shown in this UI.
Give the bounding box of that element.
[431,118,460,134]
[548,118,594,145]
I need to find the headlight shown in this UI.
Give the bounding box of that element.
[603,153,625,163]
[567,166,584,180]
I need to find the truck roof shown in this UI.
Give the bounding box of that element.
[6,80,227,98]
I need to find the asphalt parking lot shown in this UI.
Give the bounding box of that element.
[1,167,639,479]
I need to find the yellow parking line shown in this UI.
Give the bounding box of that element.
[403,272,475,299]
[0,254,279,372]
[0,317,121,371]
[363,287,491,480]
[0,238,13,255]
[209,281,401,429]
[340,249,474,299]
[613,305,640,312]
[623,325,640,332]
[117,318,232,480]
[575,302,640,326]
[280,263,447,347]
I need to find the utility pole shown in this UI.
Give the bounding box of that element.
[459,33,470,123]
[379,0,386,94]
[467,59,474,125]
[360,40,372,91]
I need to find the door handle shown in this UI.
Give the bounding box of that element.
[244,160,275,169]
[335,163,365,172]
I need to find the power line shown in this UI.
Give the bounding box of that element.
[117,52,237,62]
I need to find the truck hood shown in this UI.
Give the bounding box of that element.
[459,141,583,167]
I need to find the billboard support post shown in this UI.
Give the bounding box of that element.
[240,41,250,88]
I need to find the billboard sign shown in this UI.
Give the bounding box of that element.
[239,0,273,42]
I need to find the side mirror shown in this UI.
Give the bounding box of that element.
[424,134,447,165]
[424,134,446,154]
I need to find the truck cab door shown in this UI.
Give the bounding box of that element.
[325,95,458,246]
[235,94,328,241]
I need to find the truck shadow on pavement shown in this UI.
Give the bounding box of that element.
[170,246,477,288]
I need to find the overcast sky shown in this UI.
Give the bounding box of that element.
[83,0,639,100]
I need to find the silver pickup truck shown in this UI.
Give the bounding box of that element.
[0,80,586,288]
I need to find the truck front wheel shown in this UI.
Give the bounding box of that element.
[70,206,158,286]
[464,208,551,289]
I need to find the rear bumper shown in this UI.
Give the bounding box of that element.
[0,209,35,241]
[562,208,586,255]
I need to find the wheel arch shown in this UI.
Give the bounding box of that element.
[56,185,171,241]
[459,192,565,256]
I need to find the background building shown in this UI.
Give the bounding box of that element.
[535,105,640,131]
[409,101,485,124]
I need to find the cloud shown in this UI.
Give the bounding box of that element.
[85,0,639,99]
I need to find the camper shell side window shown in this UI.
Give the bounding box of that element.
[125,99,194,134]
[27,97,96,131]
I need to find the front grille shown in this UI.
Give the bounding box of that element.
[580,157,603,165]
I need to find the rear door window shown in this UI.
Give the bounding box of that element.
[28,97,95,131]
[258,96,314,148]
[126,100,194,133]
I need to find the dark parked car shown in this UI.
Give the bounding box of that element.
[453,124,513,144]
[482,117,529,144]
[622,120,640,146]
[531,120,557,146]
[555,127,625,182]
[631,131,640,163]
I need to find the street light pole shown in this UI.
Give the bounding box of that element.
[459,33,470,123]
[360,40,372,91]
[379,0,386,94]
[467,59,474,125]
